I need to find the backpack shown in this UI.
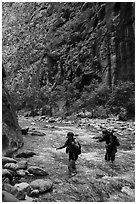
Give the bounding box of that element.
[110,135,120,146]
[66,139,81,155]
[114,136,120,146]
[72,139,81,155]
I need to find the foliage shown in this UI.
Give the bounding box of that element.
[107,81,135,118]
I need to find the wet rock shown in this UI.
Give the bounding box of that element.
[21,127,29,135]
[4,163,19,171]
[2,177,10,184]
[31,122,36,125]
[2,169,12,179]
[27,166,49,176]
[48,118,56,123]
[17,160,28,170]
[30,179,53,193]
[24,195,34,202]
[14,182,30,197]
[16,169,26,177]
[16,151,36,158]
[29,189,40,197]
[8,169,17,177]
[2,157,17,165]
[2,190,19,202]
[24,111,31,117]
[18,178,27,183]
[40,116,46,120]
[30,130,46,136]
[2,183,18,197]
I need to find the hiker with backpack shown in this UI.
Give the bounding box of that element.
[98,129,120,163]
[56,132,81,176]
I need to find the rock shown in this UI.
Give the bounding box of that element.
[31,122,36,125]
[2,169,12,179]
[2,157,17,165]
[29,189,40,197]
[24,195,34,202]
[40,116,46,120]
[30,130,46,136]
[2,177,10,184]
[24,111,31,117]
[2,86,23,156]
[48,118,55,123]
[27,166,49,176]
[30,179,53,193]
[21,127,29,135]
[4,163,19,171]
[2,183,18,197]
[17,160,28,170]
[16,151,36,158]
[2,190,19,202]
[14,182,31,197]
[8,169,17,177]
[18,178,27,183]
[16,169,26,177]
[121,186,135,197]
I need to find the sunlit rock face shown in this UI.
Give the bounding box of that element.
[2,85,23,156]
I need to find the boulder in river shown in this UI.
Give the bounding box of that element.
[21,127,29,135]
[4,163,19,171]
[2,183,18,198]
[14,182,31,197]
[30,179,53,193]
[2,169,12,179]
[16,151,36,158]
[2,156,17,165]
[27,166,49,176]
[17,160,28,170]
[2,190,19,202]
[30,130,46,136]
[29,189,40,197]
[24,195,34,202]
[16,169,26,177]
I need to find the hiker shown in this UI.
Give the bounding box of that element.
[98,129,120,163]
[56,132,81,175]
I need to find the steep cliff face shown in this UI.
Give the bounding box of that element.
[2,81,23,156]
[38,2,135,89]
[2,2,135,116]
[3,2,134,90]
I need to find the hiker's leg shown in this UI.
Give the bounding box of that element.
[105,149,110,161]
[68,152,74,174]
[68,160,75,173]
[75,153,78,161]
[111,148,116,162]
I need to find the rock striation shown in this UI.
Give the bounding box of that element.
[2,71,23,156]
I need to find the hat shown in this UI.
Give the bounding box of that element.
[66,132,74,138]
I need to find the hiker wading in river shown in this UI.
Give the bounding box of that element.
[56,132,81,176]
[98,129,120,163]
